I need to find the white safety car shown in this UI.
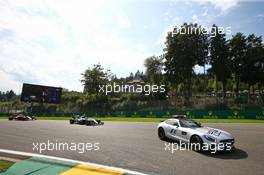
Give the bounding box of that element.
[157,116,235,152]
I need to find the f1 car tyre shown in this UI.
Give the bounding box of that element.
[96,120,104,125]
[86,121,91,126]
[69,120,74,124]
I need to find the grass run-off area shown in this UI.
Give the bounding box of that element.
[0,160,13,173]
[0,116,264,123]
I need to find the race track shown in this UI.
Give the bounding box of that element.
[0,120,263,175]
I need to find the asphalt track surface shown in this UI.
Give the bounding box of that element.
[0,120,263,175]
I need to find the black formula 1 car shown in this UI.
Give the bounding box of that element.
[9,113,36,121]
[69,114,104,126]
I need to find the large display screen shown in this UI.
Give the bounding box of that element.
[21,83,62,104]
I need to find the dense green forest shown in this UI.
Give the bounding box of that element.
[1,23,264,113]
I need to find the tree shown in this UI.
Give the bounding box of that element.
[229,33,247,97]
[208,24,231,99]
[81,63,114,94]
[241,34,264,95]
[144,55,164,84]
[134,70,144,78]
[6,90,16,100]
[164,23,209,105]
[0,90,16,101]
[144,55,167,99]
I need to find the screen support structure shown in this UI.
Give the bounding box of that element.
[27,96,36,115]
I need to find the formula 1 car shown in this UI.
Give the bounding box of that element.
[69,114,104,126]
[157,115,235,152]
[8,113,36,121]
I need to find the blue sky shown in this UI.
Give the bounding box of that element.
[0,0,264,93]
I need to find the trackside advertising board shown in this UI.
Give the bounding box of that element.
[19,110,264,119]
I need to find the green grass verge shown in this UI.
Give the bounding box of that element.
[194,119,264,123]
[1,116,264,123]
[97,118,264,123]
[0,160,13,173]
[94,117,264,123]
